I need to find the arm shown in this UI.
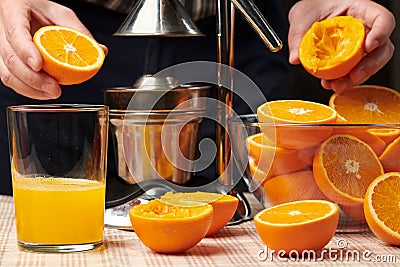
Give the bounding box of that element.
[288,0,395,93]
[0,0,106,99]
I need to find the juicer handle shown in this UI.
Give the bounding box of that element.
[231,0,283,52]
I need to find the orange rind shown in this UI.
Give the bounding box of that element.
[129,199,213,253]
[254,200,339,253]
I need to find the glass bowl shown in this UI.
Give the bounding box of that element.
[228,114,400,232]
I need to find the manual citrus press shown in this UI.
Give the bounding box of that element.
[106,0,283,223]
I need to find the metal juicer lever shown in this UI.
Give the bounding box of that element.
[231,0,282,52]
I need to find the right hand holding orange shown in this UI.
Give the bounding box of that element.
[288,0,395,93]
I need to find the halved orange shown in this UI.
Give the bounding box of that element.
[263,170,327,206]
[159,191,239,236]
[364,172,400,245]
[246,133,313,180]
[33,25,105,85]
[329,85,400,123]
[254,200,339,253]
[333,127,386,156]
[298,16,365,80]
[313,134,384,206]
[257,100,336,149]
[129,199,213,253]
[368,128,400,145]
[249,158,270,185]
[379,135,400,172]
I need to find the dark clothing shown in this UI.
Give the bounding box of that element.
[0,0,289,195]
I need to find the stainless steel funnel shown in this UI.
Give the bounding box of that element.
[113,0,204,37]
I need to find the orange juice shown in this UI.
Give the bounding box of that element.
[13,177,105,245]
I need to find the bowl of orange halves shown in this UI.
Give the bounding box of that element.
[228,85,400,252]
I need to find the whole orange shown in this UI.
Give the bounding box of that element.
[379,135,400,172]
[263,170,327,206]
[340,203,366,224]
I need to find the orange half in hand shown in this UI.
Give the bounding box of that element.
[299,16,365,80]
[33,25,105,85]
[129,199,213,253]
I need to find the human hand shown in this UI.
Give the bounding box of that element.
[288,0,395,93]
[0,0,107,99]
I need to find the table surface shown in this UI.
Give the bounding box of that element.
[1,194,399,267]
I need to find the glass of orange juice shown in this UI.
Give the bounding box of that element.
[7,104,108,253]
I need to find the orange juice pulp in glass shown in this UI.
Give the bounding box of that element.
[13,177,105,244]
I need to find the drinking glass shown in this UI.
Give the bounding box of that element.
[7,104,109,252]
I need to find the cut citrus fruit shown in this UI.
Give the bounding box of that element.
[129,199,213,253]
[257,100,336,149]
[379,135,400,172]
[249,158,270,185]
[329,85,400,123]
[263,170,327,206]
[313,134,384,206]
[298,16,365,80]
[33,25,105,85]
[246,133,313,180]
[159,191,238,236]
[368,128,400,145]
[258,100,337,124]
[254,200,339,253]
[364,172,400,245]
[333,127,386,156]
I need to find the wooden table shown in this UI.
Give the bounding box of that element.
[0,195,399,266]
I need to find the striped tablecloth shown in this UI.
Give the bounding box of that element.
[0,195,399,266]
